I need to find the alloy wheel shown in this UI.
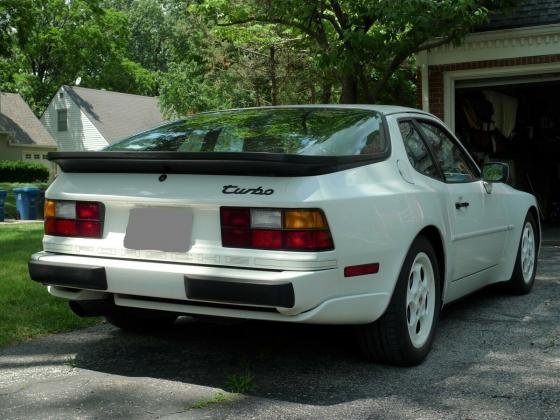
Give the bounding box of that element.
[521,222,536,283]
[406,252,436,348]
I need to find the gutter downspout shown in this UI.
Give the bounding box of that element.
[418,50,430,112]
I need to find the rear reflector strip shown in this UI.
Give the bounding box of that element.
[344,263,380,277]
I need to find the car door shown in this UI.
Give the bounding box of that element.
[415,120,508,281]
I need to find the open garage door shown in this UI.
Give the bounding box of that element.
[454,76,560,231]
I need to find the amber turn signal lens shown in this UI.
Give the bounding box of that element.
[44,200,56,218]
[284,210,327,229]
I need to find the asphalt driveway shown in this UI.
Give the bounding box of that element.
[1,248,559,419]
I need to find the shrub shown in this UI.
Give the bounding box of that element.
[0,160,49,182]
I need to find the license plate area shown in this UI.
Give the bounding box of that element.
[124,207,193,253]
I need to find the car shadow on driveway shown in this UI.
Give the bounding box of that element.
[67,251,560,409]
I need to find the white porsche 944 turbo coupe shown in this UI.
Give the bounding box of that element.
[29,105,539,365]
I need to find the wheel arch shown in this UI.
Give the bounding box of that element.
[528,205,541,251]
[493,196,541,284]
[417,225,446,302]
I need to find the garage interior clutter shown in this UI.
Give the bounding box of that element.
[455,78,560,225]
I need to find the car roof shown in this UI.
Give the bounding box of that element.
[189,104,434,118]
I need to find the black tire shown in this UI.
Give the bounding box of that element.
[105,307,178,333]
[505,212,539,295]
[357,236,441,366]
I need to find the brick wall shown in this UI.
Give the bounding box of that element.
[422,54,560,119]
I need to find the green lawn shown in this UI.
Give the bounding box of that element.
[0,182,49,219]
[0,223,100,347]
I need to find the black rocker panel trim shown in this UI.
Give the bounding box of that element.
[28,260,108,290]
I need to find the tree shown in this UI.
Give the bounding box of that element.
[157,6,259,116]
[102,0,173,72]
[204,0,516,104]
[159,1,332,116]
[0,0,156,113]
[1,0,518,116]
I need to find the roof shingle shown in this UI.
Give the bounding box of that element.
[63,85,166,144]
[478,0,560,31]
[0,92,57,148]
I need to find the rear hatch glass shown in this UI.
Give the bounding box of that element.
[106,107,387,157]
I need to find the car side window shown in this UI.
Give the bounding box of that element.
[399,121,440,179]
[417,121,478,183]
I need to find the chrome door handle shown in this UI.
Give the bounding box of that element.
[455,201,470,210]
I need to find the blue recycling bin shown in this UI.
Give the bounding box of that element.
[37,190,45,219]
[14,187,41,220]
[0,190,6,222]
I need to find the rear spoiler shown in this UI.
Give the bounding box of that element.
[47,152,388,177]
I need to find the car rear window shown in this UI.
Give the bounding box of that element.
[106,108,387,157]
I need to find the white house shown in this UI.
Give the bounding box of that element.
[41,85,166,152]
[0,92,57,170]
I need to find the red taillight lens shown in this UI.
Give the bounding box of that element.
[76,202,100,220]
[45,218,55,235]
[220,207,250,227]
[77,220,101,238]
[252,229,283,249]
[286,230,333,250]
[44,200,104,238]
[222,227,251,248]
[220,207,333,251]
[45,219,78,236]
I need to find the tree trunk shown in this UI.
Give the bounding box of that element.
[370,53,408,104]
[269,45,278,106]
[340,73,358,104]
[320,82,332,103]
[310,82,316,103]
[359,69,374,103]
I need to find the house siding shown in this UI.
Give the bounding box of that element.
[420,53,560,119]
[0,136,21,160]
[41,87,109,151]
[0,137,57,177]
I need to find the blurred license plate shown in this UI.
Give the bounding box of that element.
[124,207,193,252]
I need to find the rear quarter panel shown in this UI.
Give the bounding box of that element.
[488,182,539,284]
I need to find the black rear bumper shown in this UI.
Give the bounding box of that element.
[28,259,295,308]
[28,260,108,290]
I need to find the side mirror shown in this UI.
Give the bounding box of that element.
[482,162,509,184]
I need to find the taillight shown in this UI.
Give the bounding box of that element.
[220,207,334,251]
[44,200,104,238]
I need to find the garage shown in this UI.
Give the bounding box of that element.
[417,0,560,236]
[455,76,560,224]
